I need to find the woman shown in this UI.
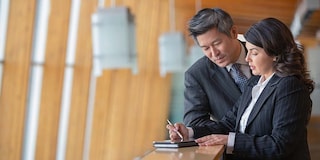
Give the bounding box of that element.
[167,18,314,160]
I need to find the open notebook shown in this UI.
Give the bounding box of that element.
[153,140,198,148]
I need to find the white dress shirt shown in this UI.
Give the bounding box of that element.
[226,43,251,79]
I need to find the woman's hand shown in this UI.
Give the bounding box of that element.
[195,134,228,146]
[166,122,189,141]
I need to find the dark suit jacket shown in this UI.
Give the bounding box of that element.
[193,75,312,160]
[183,56,242,126]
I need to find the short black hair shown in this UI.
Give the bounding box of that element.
[188,8,234,44]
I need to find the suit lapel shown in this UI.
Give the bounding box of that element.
[245,76,281,128]
[235,76,259,131]
[208,61,241,100]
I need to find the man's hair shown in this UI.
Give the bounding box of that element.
[188,8,234,44]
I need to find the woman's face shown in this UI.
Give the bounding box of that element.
[245,42,275,80]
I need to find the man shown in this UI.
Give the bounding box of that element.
[184,8,252,127]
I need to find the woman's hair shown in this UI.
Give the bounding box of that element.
[188,8,234,44]
[244,17,314,93]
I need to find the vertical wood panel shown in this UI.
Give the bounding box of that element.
[0,0,36,159]
[89,70,114,160]
[88,0,172,159]
[36,0,71,159]
[136,0,167,74]
[132,0,172,157]
[107,70,132,160]
[176,0,196,46]
[122,75,147,159]
[65,0,97,159]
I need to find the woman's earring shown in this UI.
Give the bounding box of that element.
[273,57,278,62]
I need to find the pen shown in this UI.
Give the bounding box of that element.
[167,119,184,141]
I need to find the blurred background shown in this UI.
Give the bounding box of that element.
[0,0,319,159]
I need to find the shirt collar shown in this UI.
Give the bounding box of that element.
[226,42,247,72]
[257,72,275,87]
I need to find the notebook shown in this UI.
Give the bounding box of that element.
[153,140,198,148]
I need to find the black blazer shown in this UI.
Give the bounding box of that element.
[193,75,312,160]
[184,41,248,127]
[183,57,241,126]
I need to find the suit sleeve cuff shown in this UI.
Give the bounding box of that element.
[226,132,235,154]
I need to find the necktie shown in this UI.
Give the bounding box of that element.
[231,63,248,92]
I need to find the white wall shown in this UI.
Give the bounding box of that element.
[308,46,320,115]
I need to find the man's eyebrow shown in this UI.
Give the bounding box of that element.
[199,39,220,47]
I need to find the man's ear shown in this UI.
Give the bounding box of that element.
[230,25,238,39]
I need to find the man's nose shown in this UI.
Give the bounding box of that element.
[210,46,219,56]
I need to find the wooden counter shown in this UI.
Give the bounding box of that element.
[139,145,225,160]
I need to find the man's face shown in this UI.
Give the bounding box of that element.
[196,27,240,67]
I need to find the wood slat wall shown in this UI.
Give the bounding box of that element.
[0,0,318,160]
[36,0,71,159]
[0,0,174,159]
[0,0,36,159]
[66,1,97,159]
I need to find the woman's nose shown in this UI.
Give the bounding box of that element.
[245,53,250,62]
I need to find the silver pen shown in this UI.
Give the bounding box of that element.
[167,119,184,141]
